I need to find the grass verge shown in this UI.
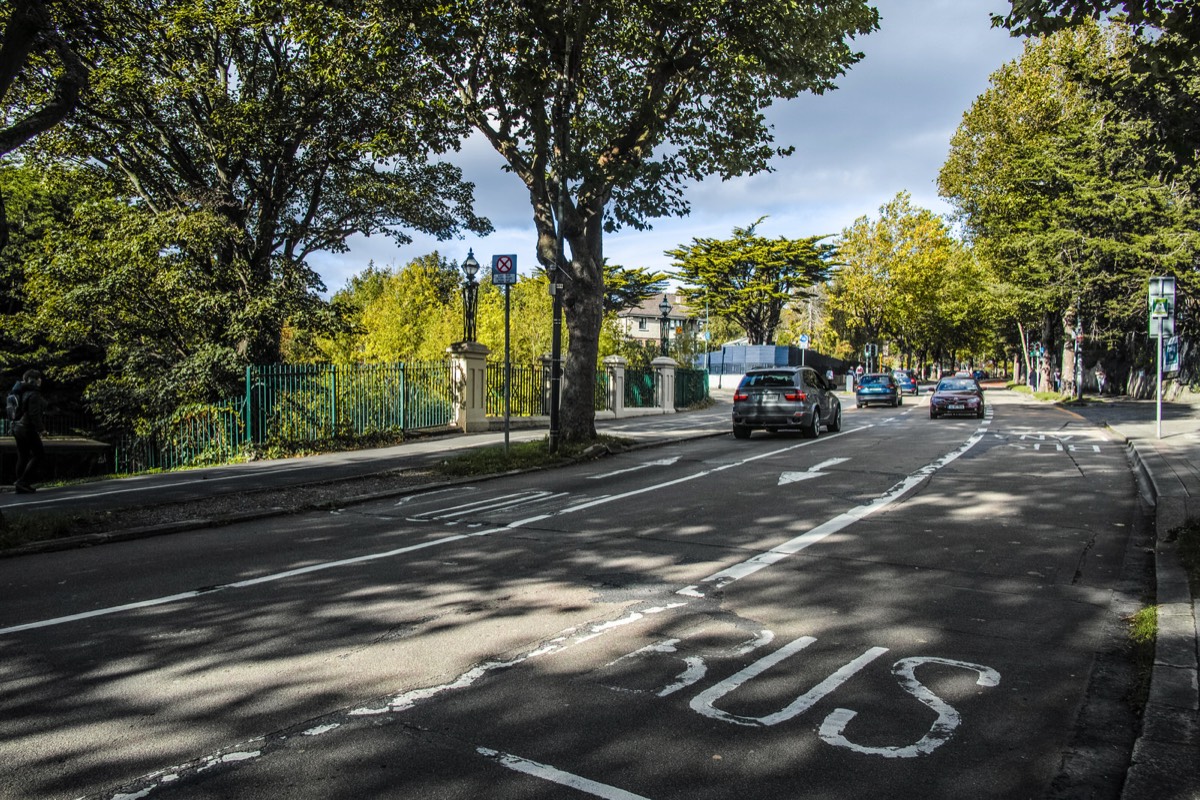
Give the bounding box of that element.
[0,509,102,551]
[1124,518,1200,711]
[1127,605,1158,710]
[434,435,634,477]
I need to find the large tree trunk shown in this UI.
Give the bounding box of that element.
[531,192,604,443]
[560,250,602,442]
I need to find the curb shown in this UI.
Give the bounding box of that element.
[1118,437,1200,800]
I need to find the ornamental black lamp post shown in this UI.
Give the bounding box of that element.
[461,249,480,342]
[658,294,672,356]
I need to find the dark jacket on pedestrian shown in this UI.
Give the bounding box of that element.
[9,380,47,432]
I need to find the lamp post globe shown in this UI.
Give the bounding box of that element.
[461,249,480,342]
[658,294,672,356]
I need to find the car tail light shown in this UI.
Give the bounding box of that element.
[784,391,806,401]
[734,390,749,401]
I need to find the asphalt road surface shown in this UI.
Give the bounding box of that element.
[0,390,1152,799]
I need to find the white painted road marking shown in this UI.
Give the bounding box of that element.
[778,457,850,485]
[477,747,652,800]
[690,636,889,727]
[588,456,680,479]
[819,657,1001,758]
[680,419,990,597]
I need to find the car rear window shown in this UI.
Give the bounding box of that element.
[740,372,795,388]
[859,375,890,386]
[937,380,976,391]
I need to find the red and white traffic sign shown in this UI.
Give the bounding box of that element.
[491,254,517,285]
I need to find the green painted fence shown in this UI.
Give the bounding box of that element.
[113,361,453,474]
[246,362,452,442]
[486,363,613,416]
[625,368,656,408]
[675,368,709,408]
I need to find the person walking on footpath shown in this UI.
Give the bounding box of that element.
[7,369,48,493]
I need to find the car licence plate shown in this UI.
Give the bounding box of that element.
[949,404,964,410]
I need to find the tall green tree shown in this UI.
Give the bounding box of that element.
[828,192,997,370]
[400,0,878,441]
[0,0,92,247]
[357,254,462,363]
[669,219,834,345]
[939,20,1200,387]
[27,0,489,368]
[603,262,669,315]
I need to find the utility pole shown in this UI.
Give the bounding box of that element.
[548,12,572,454]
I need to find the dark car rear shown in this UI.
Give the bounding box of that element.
[732,367,842,439]
[929,378,985,419]
[855,373,901,408]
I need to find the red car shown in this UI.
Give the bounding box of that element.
[929,377,985,419]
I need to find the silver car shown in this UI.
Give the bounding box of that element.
[732,366,843,439]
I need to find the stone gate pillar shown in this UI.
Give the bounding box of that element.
[652,356,677,413]
[447,341,490,432]
[603,355,627,417]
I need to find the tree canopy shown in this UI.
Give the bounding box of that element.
[939,18,1200,386]
[399,0,878,440]
[669,218,833,345]
[827,193,995,371]
[4,0,498,430]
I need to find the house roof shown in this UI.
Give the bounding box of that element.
[618,292,692,320]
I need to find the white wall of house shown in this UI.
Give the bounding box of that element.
[615,293,699,345]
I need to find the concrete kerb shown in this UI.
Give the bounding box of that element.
[0,427,729,560]
[1115,431,1200,800]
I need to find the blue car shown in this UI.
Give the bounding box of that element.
[856,373,902,408]
[892,370,919,395]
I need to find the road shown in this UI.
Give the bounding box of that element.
[0,389,1152,799]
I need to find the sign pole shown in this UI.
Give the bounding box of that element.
[1157,329,1163,439]
[490,254,519,453]
[504,284,511,452]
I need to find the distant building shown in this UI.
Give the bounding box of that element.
[615,293,699,347]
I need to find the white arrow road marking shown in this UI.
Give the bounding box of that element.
[588,456,680,480]
[779,457,850,485]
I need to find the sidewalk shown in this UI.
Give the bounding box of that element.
[1070,397,1200,799]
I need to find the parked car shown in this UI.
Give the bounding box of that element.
[929,377,986,419]
[732,366,842,439]
[892,370,919,395]
[855,373,902,408]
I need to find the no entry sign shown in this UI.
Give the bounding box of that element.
[492,254,517,285]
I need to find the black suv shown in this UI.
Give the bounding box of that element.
[732,366,843,439]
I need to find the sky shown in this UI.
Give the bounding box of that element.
[310,0,1027,296]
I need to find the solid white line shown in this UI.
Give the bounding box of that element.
[477,748,652,800]
[588,456,680,480]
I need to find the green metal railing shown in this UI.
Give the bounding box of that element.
[625,368,656,408]
[487,362,546,416]
[486,363,613,415]
[245,362,453,443]
[112,361,453,475]
[113,401,247,474]
[594,370,611,412]
[675,368,709,408]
